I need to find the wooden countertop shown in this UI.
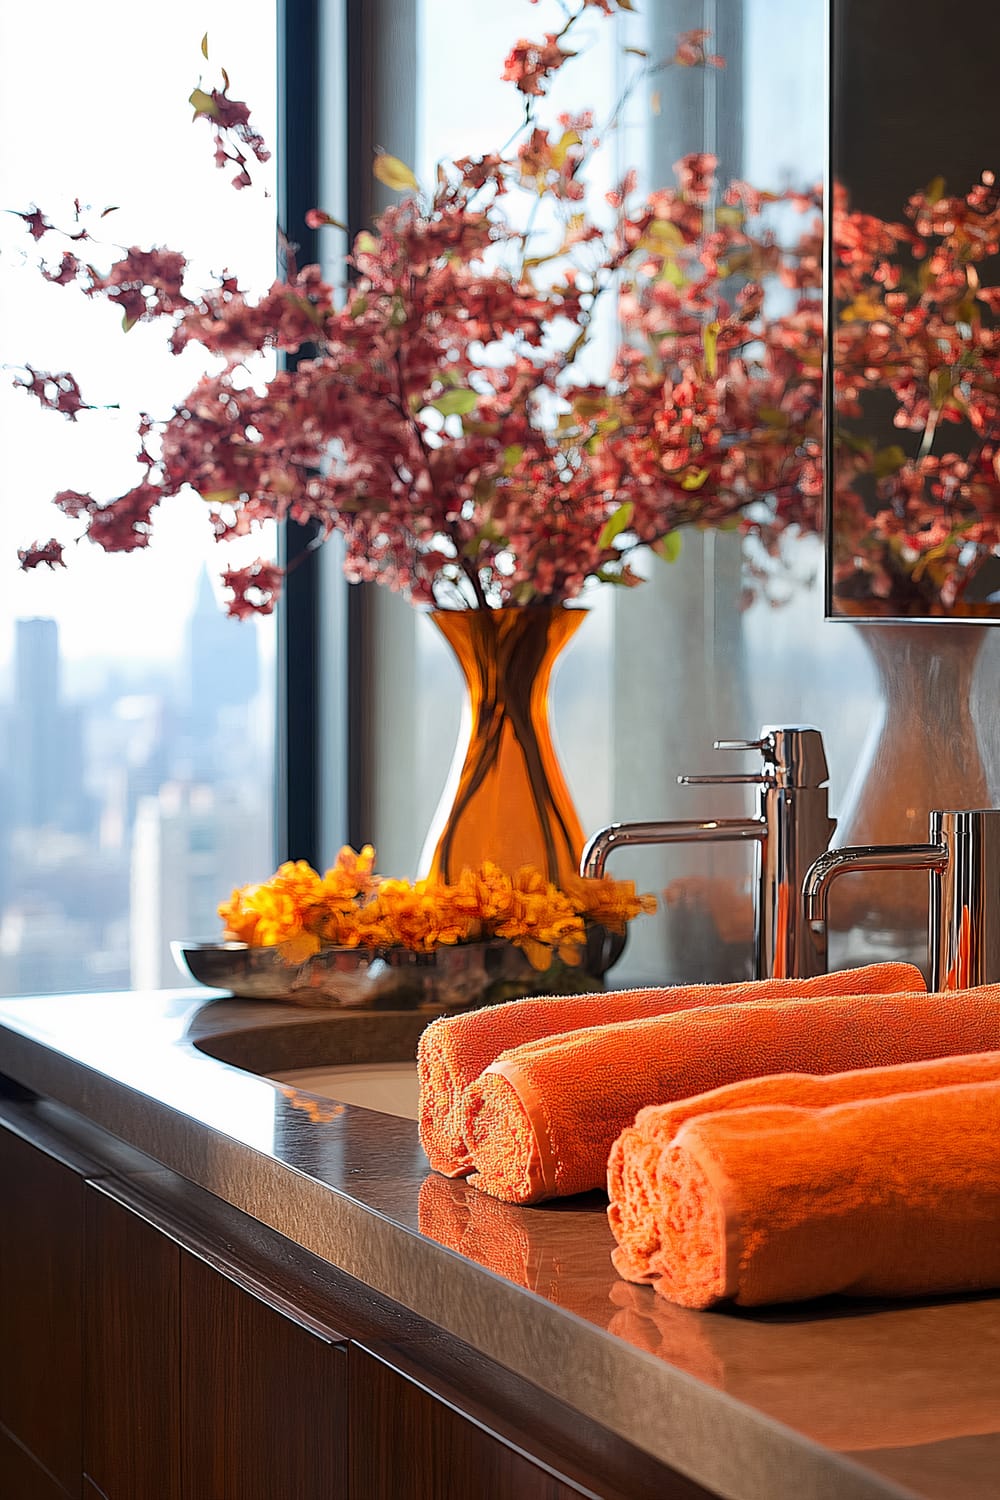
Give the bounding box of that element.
[0,987,997,1500]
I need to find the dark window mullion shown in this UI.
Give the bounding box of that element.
[275,0,322,865]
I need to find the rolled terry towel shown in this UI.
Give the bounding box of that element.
[459,986,1000,1203]
[417,961,924,1177]
[609,1049,1000,1288]
[608,1075,1000,1309]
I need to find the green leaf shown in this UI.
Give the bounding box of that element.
[925,175,947,206]
[354,231,378,255]
[680,467,710,492]
[348,294,368,319]
[200,32,209,58]
[702,320,720,378]
[930,367,954,405]
[429,388,478,417]
[189,87,219,122]
[872,444,908,479]
[652,531,682,563]
[598,501,634,551]
[389,295,407,328]
[759,406,790,429]
[373,152,420,192]
[122,312,139,333]
[502,444,524,472]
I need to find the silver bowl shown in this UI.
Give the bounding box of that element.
[171,938,561,1010]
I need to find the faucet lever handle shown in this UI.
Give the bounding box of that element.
[714,737,768,754]
[678,773,772,786]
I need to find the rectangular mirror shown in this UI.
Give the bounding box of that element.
[826,0,1000,619]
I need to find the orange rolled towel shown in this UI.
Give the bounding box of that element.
[459,986,1000,1204]
[417,961,923,1177]
[608,1075,1000,1309]
[609,1049,1000,1289]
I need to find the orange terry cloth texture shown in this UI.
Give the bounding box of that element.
[607,1070,1000,1309]
[609,1049,1000,1296]
[417,961,924,1177]
[459,986,1000,1204]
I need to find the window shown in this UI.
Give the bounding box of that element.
[351,0,881,984]
[0,2,278,994]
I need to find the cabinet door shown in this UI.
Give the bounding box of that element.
[0,1424,76,1500]
[0,1120,84,1498]
[180,1251,349,1500]
[349,1346,588,1500]
[83,1186,181,1500]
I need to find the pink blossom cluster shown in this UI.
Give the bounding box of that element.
[13,5,1000,618]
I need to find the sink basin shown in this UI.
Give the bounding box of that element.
[187,1001,429,1119]
[270,1062,419,1119]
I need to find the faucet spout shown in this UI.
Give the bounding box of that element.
[581,818,764,880]
[802,842,947,976]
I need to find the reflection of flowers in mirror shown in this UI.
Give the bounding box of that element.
[832,172,1000,614]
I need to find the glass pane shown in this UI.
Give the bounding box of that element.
[360,0,884,985]
[0,2,278,994]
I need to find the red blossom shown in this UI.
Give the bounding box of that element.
[15,367,92,419]
[18,539,65,570]
[222,560,284,617]
[502,35,573,96]
[16,207,53,240]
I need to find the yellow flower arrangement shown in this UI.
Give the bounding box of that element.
[218,846,655,972]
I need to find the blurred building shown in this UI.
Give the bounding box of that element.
[130,781,271,990]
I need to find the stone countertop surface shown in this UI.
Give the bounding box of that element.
[1,989,998,1500]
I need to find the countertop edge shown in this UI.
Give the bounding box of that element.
[0,1004,918,1500]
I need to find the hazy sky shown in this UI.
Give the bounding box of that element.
[0,1,278,666]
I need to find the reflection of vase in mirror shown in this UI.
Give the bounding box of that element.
[828,623,990,977]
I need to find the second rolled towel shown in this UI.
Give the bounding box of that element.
[609,1049,1000,1298]
[417,961,924,1177]
[460,986,1000,1203]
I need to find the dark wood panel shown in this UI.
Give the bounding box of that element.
[83,1186,181,1500]
[350,1346,591,1500]
[0,1123,84,1494]
[0,1423,75,1500]
[181,1251,349,1500]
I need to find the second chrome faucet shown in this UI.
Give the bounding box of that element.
[581,725,837,981]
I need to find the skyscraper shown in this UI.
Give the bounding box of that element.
[9,618,92,834]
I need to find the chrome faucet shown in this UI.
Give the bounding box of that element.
[803,808,1000,988]
[581,725,837,980]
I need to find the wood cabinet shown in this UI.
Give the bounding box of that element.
[0,1114,86,1499]
[84,1182,350,1500]
[349,1346,590,1500]
[83,1187,181,1500]
[0,1102,714,1500]
[181,1250,348,1500]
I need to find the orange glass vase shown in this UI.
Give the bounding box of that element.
[419,605,586,887]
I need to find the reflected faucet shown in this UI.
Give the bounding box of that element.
[803,808,1000,988]
[581,725,837,980]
